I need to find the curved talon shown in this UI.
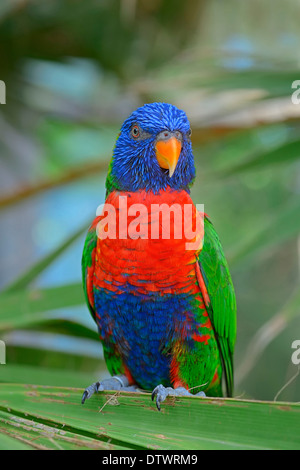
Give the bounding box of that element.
[151,384,168,411]
[151,384,207,411]
[81,381,101,404]
[81,390,89,405]
[81,391,89,405]
[81,375,132,404]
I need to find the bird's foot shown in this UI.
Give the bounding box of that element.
[81,375,139,404]
[151,384,206,411]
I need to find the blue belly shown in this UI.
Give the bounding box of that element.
[93,288,197,389]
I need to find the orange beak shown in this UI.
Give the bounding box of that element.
[155,136,182,178]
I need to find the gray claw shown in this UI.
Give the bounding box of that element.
[151,384,171,411]
[151,384,206,411]
[81,390,89,405]
[81,381,101,404]
[81,375,131,404]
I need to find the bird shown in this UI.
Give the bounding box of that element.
[81,102,237,411]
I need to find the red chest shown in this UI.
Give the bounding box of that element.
[93,187,204,296]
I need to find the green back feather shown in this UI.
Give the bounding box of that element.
[81,224,98,323]
[197,216,237,397]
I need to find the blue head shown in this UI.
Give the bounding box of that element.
[106,102,195,193]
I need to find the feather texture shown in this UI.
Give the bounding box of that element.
[82,102,237,396]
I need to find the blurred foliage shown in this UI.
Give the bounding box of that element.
[0,0,300,424]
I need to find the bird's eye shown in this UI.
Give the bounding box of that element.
[188,129,192,138]
[131,125,140,139]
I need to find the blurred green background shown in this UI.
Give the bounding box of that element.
[0,0,299,402]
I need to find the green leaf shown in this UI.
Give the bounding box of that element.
[0,283,84,331]
[0,384,299,450]
[3,222,90,294]
[141,64,300,101]
[0,428,32,450]
[22,319,99,341]
[236,286,300,386]
[228,198,300,267]
[221,138,300,176]
[201,69,300,98]
[0,364,100,388]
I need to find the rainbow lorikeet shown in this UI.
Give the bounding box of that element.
[81,102,237,410]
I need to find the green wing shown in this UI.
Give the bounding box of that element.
[197,215,237,397]
[81,219,99,323]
